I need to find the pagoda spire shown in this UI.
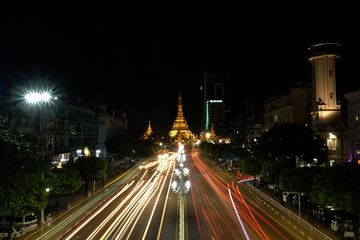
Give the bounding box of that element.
[169,90,193,141]
[141,119,154,140]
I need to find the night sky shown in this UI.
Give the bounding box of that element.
[0,4,358,134]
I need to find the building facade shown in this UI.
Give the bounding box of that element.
[94,96,128,159]
[10,99,99,164]
[344,90,360,163]
[264,86,312,132]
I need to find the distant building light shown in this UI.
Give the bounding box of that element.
[76,149,83,157]
[84,147,90,157]
[209,99,223,103]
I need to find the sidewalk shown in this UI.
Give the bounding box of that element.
[250,184,342,240]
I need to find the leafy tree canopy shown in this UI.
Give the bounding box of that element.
[0,174,48,217]
[254,123,327,166]
[66,156,108,182]
[310,163,360,212]
[135,139,159,158]
[50,168,82,195]
[279,167,323,193]
[261,159,295,184]
[0,116,51,217]
[0,116,50,177]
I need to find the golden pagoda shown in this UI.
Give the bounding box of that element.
[169,91,193,141]
[205,122,218,141]
[141,120,154,140]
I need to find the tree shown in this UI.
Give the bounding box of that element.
[279,167,323,193]
[200,142,215,157]
[261,159,295,184]
[311,163,360,240]
[50,168,82,195]
[66,157,107,193]
[214,144,232,161]
[0,174,48,217]
[0,174,49,238]
[0,116,51,178]
[0,116,51,234]
[135,139,159,158]
[254,123,328,166]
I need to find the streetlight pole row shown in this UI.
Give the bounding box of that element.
[170,143,190,240]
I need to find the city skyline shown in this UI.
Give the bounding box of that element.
[0,4,358,133]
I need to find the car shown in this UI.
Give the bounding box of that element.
[331,213,352,231]
[282,192,297,203]
[0,213,38,234]
[267,183,278,191]
[0,226,25,239]
[256,177,267,189]
[312,206,344,226]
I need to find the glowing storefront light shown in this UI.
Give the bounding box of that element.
[327,133,337,150]
[84,147,90,157]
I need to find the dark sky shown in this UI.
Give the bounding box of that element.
[0,4,358,134]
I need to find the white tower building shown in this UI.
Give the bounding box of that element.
[309,42,341,125]
[309,42,348,164]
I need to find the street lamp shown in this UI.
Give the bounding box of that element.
[25,90,53,105]
[171,143,190,240]
[24,89,54,225]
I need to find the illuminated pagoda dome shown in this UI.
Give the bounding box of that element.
[169,90,194,142]
[141,120,154,140]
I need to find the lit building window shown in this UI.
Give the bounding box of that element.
[355,115,359,128]
[327,133,337,150]
[356,142,360,155]
[274,114,279,122]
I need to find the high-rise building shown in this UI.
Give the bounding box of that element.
[201,72,232,137]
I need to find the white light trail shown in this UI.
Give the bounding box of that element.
[228,189,250,240]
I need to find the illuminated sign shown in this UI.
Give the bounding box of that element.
[209,99,223,103]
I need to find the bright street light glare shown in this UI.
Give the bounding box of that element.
[41,92,51,102]
[25,90,53,104]
[25,91,42,104]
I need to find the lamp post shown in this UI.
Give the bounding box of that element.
[24,90,53,225]
[171,143,190,240]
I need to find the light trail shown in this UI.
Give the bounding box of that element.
[190,151,293,240]
[229,188,250,240]
[62,153,176,240]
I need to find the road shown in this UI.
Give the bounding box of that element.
[22,147,335,240]
[187,150,334,240]
[59,153,178,240]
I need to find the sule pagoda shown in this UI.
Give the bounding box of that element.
[169,91,194,142]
